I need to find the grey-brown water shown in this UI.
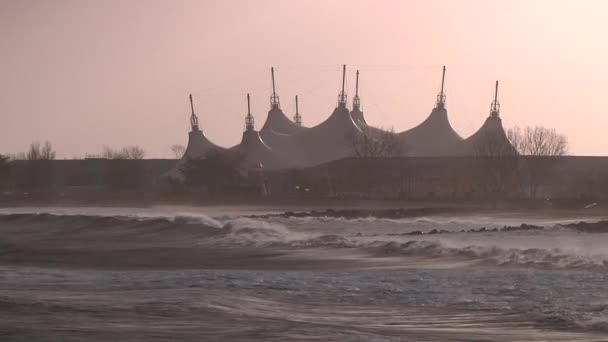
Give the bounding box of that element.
[1,207,608,341]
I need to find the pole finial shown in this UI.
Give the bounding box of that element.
[436,66,447,109]
[338,64,348,107]
[189,94,199,131]
[270,66,280,109]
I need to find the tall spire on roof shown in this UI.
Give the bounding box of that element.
[270,67,280,109]
[490,80,500,118]
[293,95,302,126]
[338,64,348,108]
[189,94,200,132]
[353,70,361,110]
[436,66,447,109]
[245,93,255,131]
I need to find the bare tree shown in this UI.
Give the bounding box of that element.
[507,126,568,199]
[510,126,568,157]
[123,146,145,159]
[352,126,402,158]
[102,145,146,160]
[170,144,186,159]
[27,141,56,160]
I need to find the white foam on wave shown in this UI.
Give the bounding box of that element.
[259,230,608,270]
[219,217,318,246]
[375,239,608,269]
[171,214,223,229]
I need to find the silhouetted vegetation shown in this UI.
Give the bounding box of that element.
[170,145,186,159]
[508,126,568,199]
[351,126,402,158]
[102,145,146,159]
[27,141,56,160]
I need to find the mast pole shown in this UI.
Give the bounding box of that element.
[270,67,280,108]
[341,64,346,95]
[189,93,199,131]
[271,67,276,95]
[353,70,361,109]
[189,94,195,115]
[441,66,446,95]
[294,95,302,125]
[245,93,255,130]
[338,64,347,106]
[355,70,359,97]
[490,80,500,117]
[436,66,447,109]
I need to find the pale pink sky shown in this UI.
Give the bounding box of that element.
[1,0,607,157]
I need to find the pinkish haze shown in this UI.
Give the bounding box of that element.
[1,0,607,158]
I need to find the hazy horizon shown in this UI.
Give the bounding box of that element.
[2,0,607,158]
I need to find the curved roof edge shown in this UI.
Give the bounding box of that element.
[399,107,463,156]
[456,116,517,156]
[260,107,307,136]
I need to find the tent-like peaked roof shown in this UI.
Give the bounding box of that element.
[457,81,516,156]
[164,94,226,180]
[260,67,308,137]
[232,93,294,169]
[399,67,462,156]
[288,104,363,166]
[260,107,307,136]
[399,106,463,156]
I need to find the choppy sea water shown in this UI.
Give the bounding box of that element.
[1,207,608,341]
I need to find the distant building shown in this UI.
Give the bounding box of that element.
[168,65,516,179]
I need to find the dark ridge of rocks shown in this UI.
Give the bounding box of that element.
[499,224,545,232]
[254,207,466,220]
[386,224,545,237]
[564,221,608,233]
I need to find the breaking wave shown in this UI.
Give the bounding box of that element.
[220,217,315,245]
[0,213,313,246]
[1,212,608,271]
[369,240,608,270]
